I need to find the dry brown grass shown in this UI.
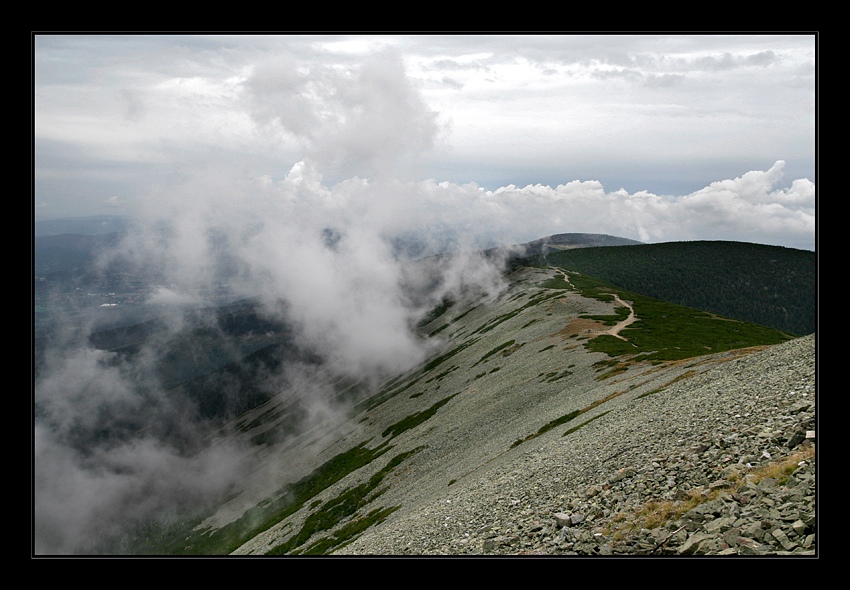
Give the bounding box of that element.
[606,445,815,539]
[736,446,815,486]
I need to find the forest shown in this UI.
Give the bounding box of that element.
[523,240,816,336]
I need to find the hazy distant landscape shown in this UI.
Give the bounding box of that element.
[34,221,815,345]
[33,34,815,556]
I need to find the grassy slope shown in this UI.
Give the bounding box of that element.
[528,241,815,336]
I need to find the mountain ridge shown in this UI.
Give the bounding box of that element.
[111,262,810,556]
[33,232,817,555]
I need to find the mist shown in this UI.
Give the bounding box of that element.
[33,44,815,554]
[33,49,510,555]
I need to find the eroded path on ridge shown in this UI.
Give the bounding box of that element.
[607,294,636,341]
[552,268,636,342]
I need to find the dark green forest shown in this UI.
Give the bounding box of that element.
[524,241,816,336]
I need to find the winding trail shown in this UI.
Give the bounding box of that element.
[552,267,636,341]
[607,294,636,341]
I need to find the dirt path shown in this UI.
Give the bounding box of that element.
[607,294,636,341]
[552,268,636,342]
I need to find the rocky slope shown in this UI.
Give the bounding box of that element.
[203,265,815,557]
[334,333,816,556]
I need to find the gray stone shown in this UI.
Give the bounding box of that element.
[553,512,571,527]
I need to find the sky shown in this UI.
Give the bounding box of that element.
[33,33,817,554]
[33,33,816,251]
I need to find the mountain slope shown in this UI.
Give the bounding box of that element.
[332,331,815,555]
[520,240,815,336]
[127,263,807,555]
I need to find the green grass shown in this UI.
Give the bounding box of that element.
[562,270,795,364]
[382,394,459,439]
[474,339,517,366]
[299,506,401,554]
[539,275,572,290]
[562,410,612,436]
[579,305,631,326]
[472,291,563,335]
[421,338,480,373]
[142,439,396,555]
[424,366,458,384]
[417,298,454,328]
[511,410,581,448]
[268,446,423,555]
[356,375,423,412]
[450,304,479,324]
[539,369,573,383]
[428,323,450,336]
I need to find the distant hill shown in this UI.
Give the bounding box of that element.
[34,230,814,340]
[34,232,122,279]
[518,233,643,256]
[519,240,815,336]
[34,215,129,237]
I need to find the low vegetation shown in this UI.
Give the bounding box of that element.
[417,298,454,328]
[472,291,563,335]
[267,446,424,555]
[483,265,797,455]
[382,394,458,439]
[532,241,815,335]
[562,271,795,364]
[512,410,581,448]
[539,369,573,383]
[133,440,399,555]
[539,275,572,290]
[421,338,480,373]
[562,410,611,436]
[475,339,517,366]
[605,447,815,540]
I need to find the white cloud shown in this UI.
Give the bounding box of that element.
[33,34,817,553]
[244,47,442,181]
[35,34,815,228]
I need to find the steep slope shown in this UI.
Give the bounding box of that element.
[334,332,815,555]
[136,263,803,555]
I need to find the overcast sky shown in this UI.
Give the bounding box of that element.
[33,33,816,250]
[33,34,818,553]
